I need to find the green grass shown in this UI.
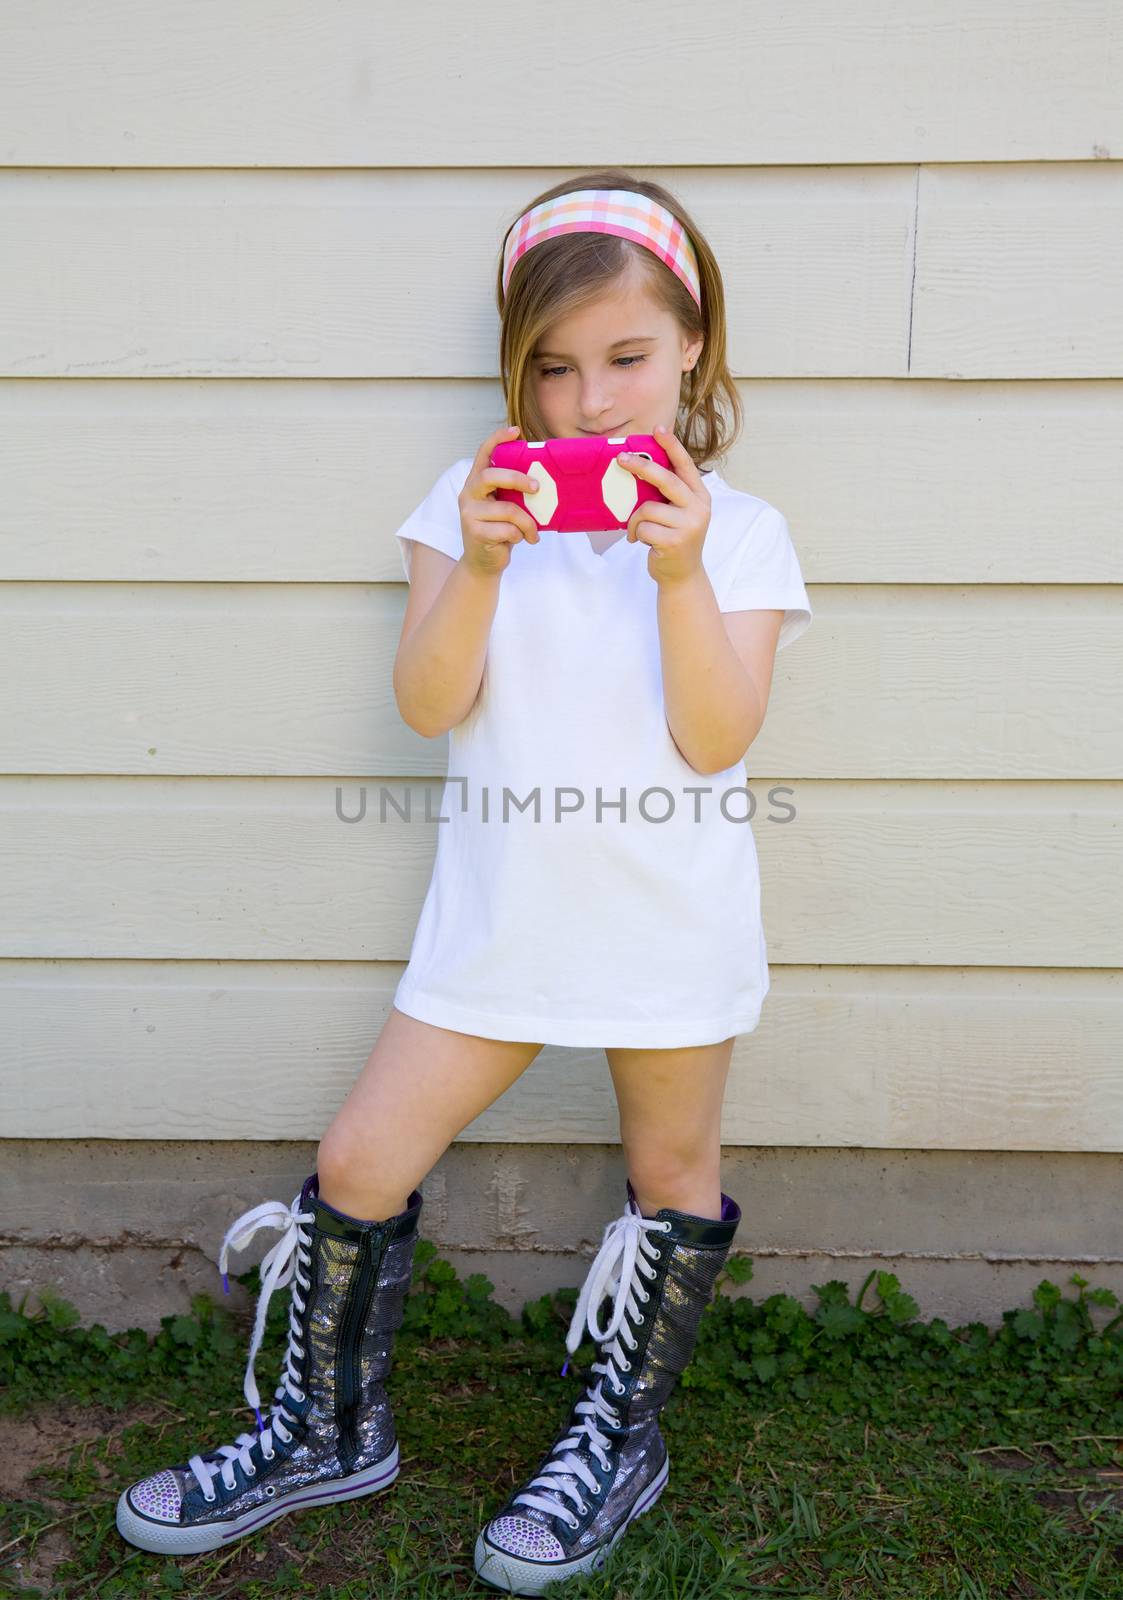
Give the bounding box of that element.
[1,1243,1121,1598]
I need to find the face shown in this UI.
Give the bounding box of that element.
[528,258,703,440]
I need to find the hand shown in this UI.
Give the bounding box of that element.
[458,424,542,577]
[617,426,712,588]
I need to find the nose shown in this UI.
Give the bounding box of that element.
[578,377,613,426]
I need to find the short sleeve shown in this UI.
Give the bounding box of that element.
[715,503,813,651]
[394,459,470,582]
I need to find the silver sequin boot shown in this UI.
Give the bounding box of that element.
[474,1180,740,1595]
[116,1171,423,1555]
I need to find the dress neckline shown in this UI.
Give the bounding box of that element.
[584,530,628,559]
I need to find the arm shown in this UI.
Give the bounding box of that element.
[393,425,541,739]
[393,546,502,738]
[614,427,792,776]
[657,569,784,774]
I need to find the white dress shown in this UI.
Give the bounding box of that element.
[391,457,813,1048]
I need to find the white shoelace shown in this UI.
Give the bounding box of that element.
[187,1189,316,1501]
[511,1202,673,1528]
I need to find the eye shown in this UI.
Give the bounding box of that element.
[538,355,648,380]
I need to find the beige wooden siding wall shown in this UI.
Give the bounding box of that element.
[1,4,1121,1155]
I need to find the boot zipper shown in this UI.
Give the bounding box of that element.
[336,1227,381,1470]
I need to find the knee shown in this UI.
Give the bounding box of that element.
[315,1121,366,1194]
[314,1132,407,1222]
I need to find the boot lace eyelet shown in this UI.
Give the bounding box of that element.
[244,1463,256,1476]
[614,1382,625,1395]
[264,1485,276,1497]
[262,1449,275,1462]
[204,1492,216,1504]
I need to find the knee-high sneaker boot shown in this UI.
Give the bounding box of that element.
[116,1171,423,1555]
[474,1180,740,1596]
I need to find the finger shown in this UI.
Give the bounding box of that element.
[652,425,706,493]
[482,484,543,542]
[469,465,540,499]
[473,422,521,476]
[617,450,690,508]
[627,506,675,543]
[627,523,667,547]
[471,525,525,554]
[627,499,678,534]
[472,501,541,542]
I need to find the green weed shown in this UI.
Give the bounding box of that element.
[1,1251,1120,1597]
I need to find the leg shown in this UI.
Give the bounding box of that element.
[118,1007,543,1556]
[604,1036,736,1221]
[316,1006,544,1221]
[475,1033,742,1594]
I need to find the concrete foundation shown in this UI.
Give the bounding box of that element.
[2,1140,1120,1335]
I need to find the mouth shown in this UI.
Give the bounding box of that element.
[579,425,628,436]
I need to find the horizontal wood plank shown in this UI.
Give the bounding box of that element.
[0,169,915,378]
[2,4,1120,166]
[912,165,1123,377]
[0,778,1119,964]
[2,960,1118,1151]
[4,166,1120,379]
[1,586,1120,777]
[2,378,1121,583]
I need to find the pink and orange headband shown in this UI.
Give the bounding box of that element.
[501,188,702,310]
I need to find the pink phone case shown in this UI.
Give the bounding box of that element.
[489,433,672,533]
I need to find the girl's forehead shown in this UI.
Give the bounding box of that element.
[538,286,673,350]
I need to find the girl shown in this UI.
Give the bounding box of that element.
[116,170,813,1595]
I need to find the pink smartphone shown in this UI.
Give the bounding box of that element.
[489,433,672,533]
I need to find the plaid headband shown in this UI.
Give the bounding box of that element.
[501,188,702,309]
